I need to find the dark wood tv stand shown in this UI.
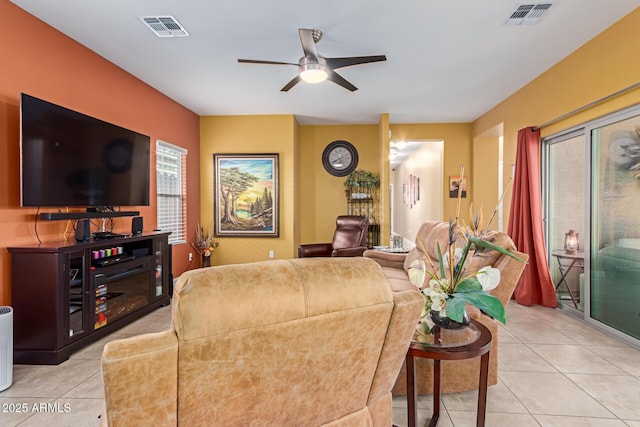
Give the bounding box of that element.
[8,232,171,365]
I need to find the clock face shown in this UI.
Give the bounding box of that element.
[322,140,358,176]
[328,147,352,170]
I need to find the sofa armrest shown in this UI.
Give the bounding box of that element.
[298,243,333,258]
[101,330,178,427]
[490,250,529,308]
[368,289,423,413]
[363,249,407,269]
[333,246,367,257]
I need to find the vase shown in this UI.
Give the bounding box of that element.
[414,317,433,343]
[201,254,211,268]
[430,309,470,330]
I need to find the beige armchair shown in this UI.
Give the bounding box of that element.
[100,257,423,426]
[364,220,528,395]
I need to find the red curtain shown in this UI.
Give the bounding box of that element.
[507,127,557,307]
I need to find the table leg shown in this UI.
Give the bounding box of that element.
[428,359,441,427]
[476,351,490,427]
[555,259,579,308]
[406,352,417,427]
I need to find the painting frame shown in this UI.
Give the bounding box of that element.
[213,153,279,237]
[449,175,468,198]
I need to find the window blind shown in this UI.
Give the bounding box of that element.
[156,140,187,245]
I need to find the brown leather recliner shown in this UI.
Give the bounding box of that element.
[298,215,369,258]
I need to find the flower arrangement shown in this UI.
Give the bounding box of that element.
[408,165,522,335]
[191,224,219,257]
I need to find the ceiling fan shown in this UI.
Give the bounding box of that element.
[238,28,386,92]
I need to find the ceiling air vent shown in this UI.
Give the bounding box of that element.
[140,16,189,37]
[505,3,553,25]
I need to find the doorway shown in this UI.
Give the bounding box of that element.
[389,140,443,247]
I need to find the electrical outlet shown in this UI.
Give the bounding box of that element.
[188,252,193,262]
[269,250,274,258]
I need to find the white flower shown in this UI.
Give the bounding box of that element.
[423,279,448,312]
[477,266,501,291]
[408,259,426,289]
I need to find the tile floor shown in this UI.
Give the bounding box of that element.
[1,302,639,426]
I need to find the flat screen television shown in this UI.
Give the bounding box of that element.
[20,93,150,207]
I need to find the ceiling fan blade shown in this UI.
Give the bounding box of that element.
[325,55,387,69]
[238,59,297,66]
[298,28,319,62]
[281,75,302,92]
[327,70,357,92]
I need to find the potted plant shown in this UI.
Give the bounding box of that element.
[191,224,219,268]
[408,165,523,335]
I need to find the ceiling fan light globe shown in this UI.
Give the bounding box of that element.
[300,66,328,83]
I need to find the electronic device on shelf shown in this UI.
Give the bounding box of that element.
[93,232,127,240]
[92,254,135,267]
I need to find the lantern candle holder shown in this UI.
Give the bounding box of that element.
[564,229,579,254]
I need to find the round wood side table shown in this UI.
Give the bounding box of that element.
[406,319,492,427]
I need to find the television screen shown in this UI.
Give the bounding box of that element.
[20,93,150,207]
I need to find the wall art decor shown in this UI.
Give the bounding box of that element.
[449,175,467,198]
[214,153,279,237]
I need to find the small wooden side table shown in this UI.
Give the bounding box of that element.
[406,320,492,427]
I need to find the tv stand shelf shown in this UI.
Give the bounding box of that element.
[40,211,140,221]
[8,232,170,365]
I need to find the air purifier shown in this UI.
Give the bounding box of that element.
[0,306,13,391]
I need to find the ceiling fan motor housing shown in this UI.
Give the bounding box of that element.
[299,56,328,83]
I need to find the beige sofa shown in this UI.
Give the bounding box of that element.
[364,220,528,395]
[100,257,423,426]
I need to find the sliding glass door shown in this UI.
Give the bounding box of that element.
[544,130,586,311]
[589,110,640,340]
[544,104,640,344]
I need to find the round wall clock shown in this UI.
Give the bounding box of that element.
[322,140,359,177]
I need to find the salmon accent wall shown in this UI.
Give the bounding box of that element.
[0,2,200,305]
[199,115,297,265]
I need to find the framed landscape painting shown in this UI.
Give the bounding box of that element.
[213,153,279,237]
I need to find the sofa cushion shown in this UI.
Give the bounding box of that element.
[380,267,417,292]
[404,220,452,271]
[463,231,517,274]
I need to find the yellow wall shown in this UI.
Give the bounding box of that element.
[472,135,500,226]
[199,115,297,264]
[473,7,640,224]
[198,8,640,263]
[389,123,473,222]
[377,114,391,243]
[298,124,381,244]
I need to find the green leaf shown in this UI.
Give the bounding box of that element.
[436,243,445,278]
[444,296,467,322]
[455,277,483,292]
[467,236,524,262]
[454,242,472,284]
[451,291,506,324]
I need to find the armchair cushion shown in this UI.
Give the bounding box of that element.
[298,243,334,258]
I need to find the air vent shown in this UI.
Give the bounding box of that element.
[140,16,189,37]
[505,3,553,25]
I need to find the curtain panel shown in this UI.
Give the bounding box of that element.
[507,127,557,307]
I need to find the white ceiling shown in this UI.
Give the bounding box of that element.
[10,0,639,125]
